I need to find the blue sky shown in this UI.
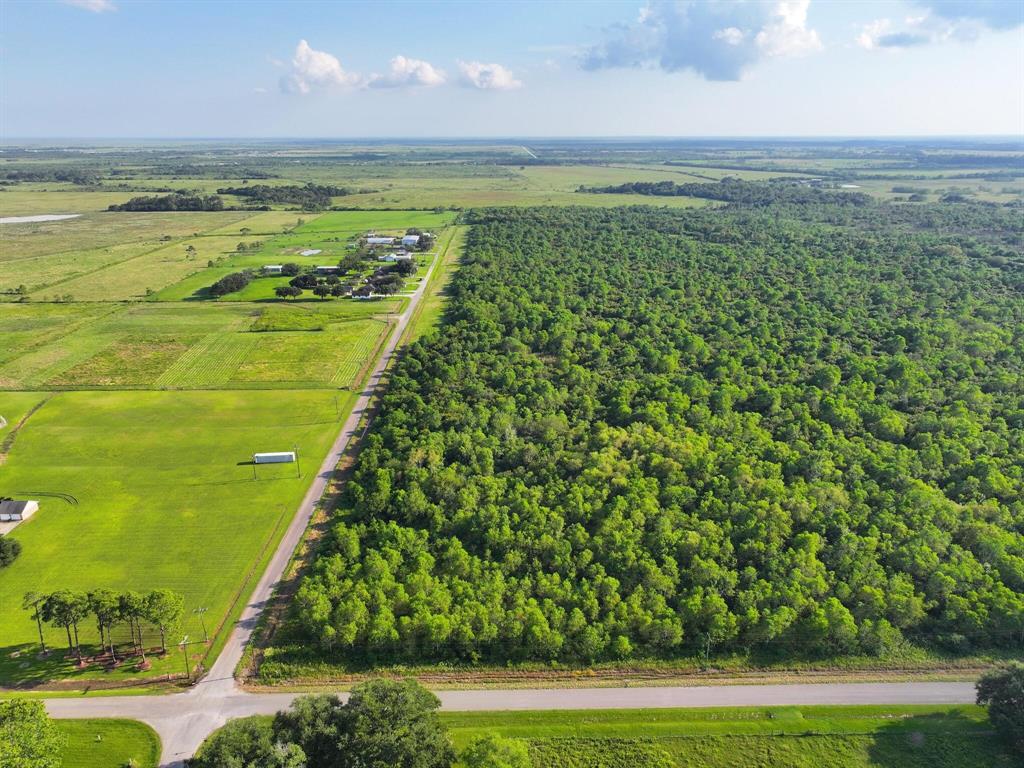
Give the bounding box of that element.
[2,0,1022,138]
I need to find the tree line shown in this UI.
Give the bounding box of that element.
[107,192,225,212]
[577,178,872,206]
[216,183,350,210]
[22,588,184,665]
[283,203,1022,668]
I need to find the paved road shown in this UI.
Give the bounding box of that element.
[46,682,977,766]
[40,235,979,765]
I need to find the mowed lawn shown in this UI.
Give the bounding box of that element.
[441,705,1016,768]
[0,389,349,685]
[58,719,160,768]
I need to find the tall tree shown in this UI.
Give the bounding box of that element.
[460,734,531,768]
[22,592,47,654]
[119,590,148,659]
[88,589,122,661]
[0,700,64,768]
[145,589,184,654]
[41,591,88,664]
[976,662,1024,755]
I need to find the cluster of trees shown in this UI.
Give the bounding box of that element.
[367,269,405,295]
[189,680,528,768]
[209,270,254,297]
[216,183,350,210]
[0,700,64,768]
[407,228,436,251]
[23,588,184,664]
[236,240,265,252]
[578,178,872,207]
[0,534,21,567]
[108,193,225,212]
[976,663,1024,755]
[290,205,1022,666]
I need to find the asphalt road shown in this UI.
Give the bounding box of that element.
[45,682,978,766]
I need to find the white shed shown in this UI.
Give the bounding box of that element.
[253,451,296,464]
[402,234,420,247]
[0,499,38,522]
[367,237,395,245]
[263,265,284,274]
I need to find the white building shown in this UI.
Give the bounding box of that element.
[263,265,283,274]
[0,499,38,522]
[402,234,421,247]
[379,252,413,262]
[253,451,296,465]
[367,236,395,245]
[316,265,340,274]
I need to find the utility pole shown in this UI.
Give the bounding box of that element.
[178,635,191,683]
[193,607,209,643]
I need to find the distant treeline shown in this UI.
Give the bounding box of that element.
[2,169,101,185]
[579,179,872,206]
[216,183,351,210]
[107,193,225,212]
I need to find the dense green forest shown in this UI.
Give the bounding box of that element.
[291,203,1023,666]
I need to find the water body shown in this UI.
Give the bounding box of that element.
[0,213,82,224]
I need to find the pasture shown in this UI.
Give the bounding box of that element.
[0,302,392,390]
[27,235,267,302]
[0,388,349,685]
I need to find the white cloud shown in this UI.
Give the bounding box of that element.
[856,19,892,50]
[280,40,361,95]
[857,2,1023,51]
[367,56,446,88]
[63,0,116,12]
[581,0,823,82]
[755,0,822,57]
[713,27,745,46]
[457,61,523,90]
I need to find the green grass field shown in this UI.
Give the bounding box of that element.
[0,389,349,685]
[439,705,1016,768]
[197,704,1015,768]
[0,205,451,688]
[0,210,258,294]
[57,718,160,768]
[0,302,394,390]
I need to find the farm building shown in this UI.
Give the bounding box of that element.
[402,234,421,247]
[0,499,38,522]
[263,265,284,274]
[367,236,395,245]
[379,251,413,262]
[253,451,295,464]
[316,265,340,274]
